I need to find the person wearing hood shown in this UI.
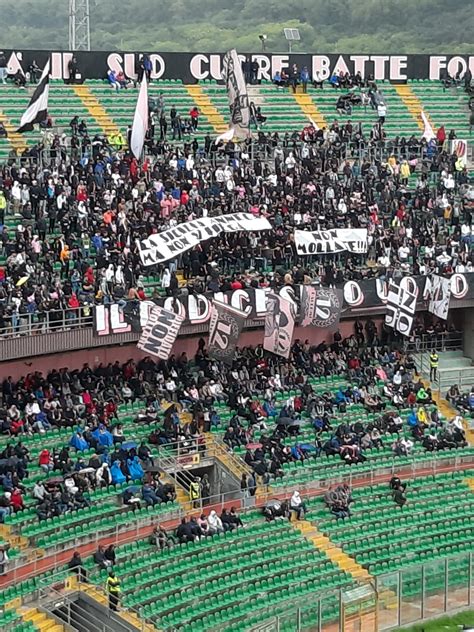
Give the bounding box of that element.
[207,509,224,535]
[290,491,307,520]
[92,425,114,448]
[96,462,111,487]
[110,460,126,485]
[70,430,89,452]
[127,455,144,481]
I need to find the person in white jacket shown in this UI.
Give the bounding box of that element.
[290,491,308,520]
[207,510,224,535]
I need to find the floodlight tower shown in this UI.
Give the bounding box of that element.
[69,0,91,51]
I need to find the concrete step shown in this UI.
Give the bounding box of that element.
[439,357,473,369]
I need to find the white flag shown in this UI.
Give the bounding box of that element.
[214,128,235,145]
[130,77,148,160]
[421,110,436,142]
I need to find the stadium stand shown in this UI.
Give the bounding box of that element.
[0,56,473,632]
[0,79,472,160]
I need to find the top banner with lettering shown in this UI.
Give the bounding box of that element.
[2,50,473,83]
[94,273,474,337]
[295,229,368,256]
[138,213,271,266]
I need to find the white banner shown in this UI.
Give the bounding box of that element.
[222,49,250,139]
[428,275,451,320]
[295,229,368,256]
[451,139,468,168]
[137,212,272,266]
[137,305,184,359]
[130,76,148,160]
[385,280,417,337]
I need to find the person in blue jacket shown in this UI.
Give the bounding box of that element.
[142,484,161,507]
[70,430,89,452]
[110,460,126,485]
[128,456,144,481]
[300,66,310,93]
[92,425,114,448]
[407,408,419,428]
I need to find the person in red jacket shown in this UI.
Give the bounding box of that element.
[38,449,52,473]
[189,106,199,131]
[10,488,24,513]
[436,125,446,149]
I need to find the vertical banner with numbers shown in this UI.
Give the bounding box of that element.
[208,301,247,365]
[300,286,344,328]
[385,281,417,336]
[263,293,296,358]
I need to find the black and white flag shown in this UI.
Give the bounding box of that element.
[428,275,451,320]
[222,49,250,139]
[300,286,343,328]
[137,305,184,360]
[385,281,417,337]
[137,212,271,266]
[208,301,247,365]
[17,60,50,133]
[263,293,296,359]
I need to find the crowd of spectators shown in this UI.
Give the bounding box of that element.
[446,383,474,417]
[0,322,469,526]
[0,74,472,335]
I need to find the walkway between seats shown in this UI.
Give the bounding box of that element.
[292,519,371,583]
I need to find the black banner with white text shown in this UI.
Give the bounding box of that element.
[3,50,474,83]
[94,273,473,337]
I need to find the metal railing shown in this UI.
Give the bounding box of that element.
[0,306,93,338]
[406,334,463,355]
[376,552,474,630]
[37,568,157,632]
[244,551,474,632]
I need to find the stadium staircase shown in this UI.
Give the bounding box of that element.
[20,607,65,632]
[0,106,26,153]
[184,84,228,134]
[72,84,122,137]
[393,84,433,131]
[292,519,372,583]
[204,432,254,484]
[291,89,327,129]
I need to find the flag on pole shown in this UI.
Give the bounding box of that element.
[222,49,250,139]
[17,60,50,133]
[130,76,148,160]
[421,110,436,142]
[308,115,319,131]
[214,128,235,145]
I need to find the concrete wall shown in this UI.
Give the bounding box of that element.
[462,308,474,361]
[1,317,385,381]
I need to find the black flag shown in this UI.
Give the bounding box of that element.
[208,301,247,365]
